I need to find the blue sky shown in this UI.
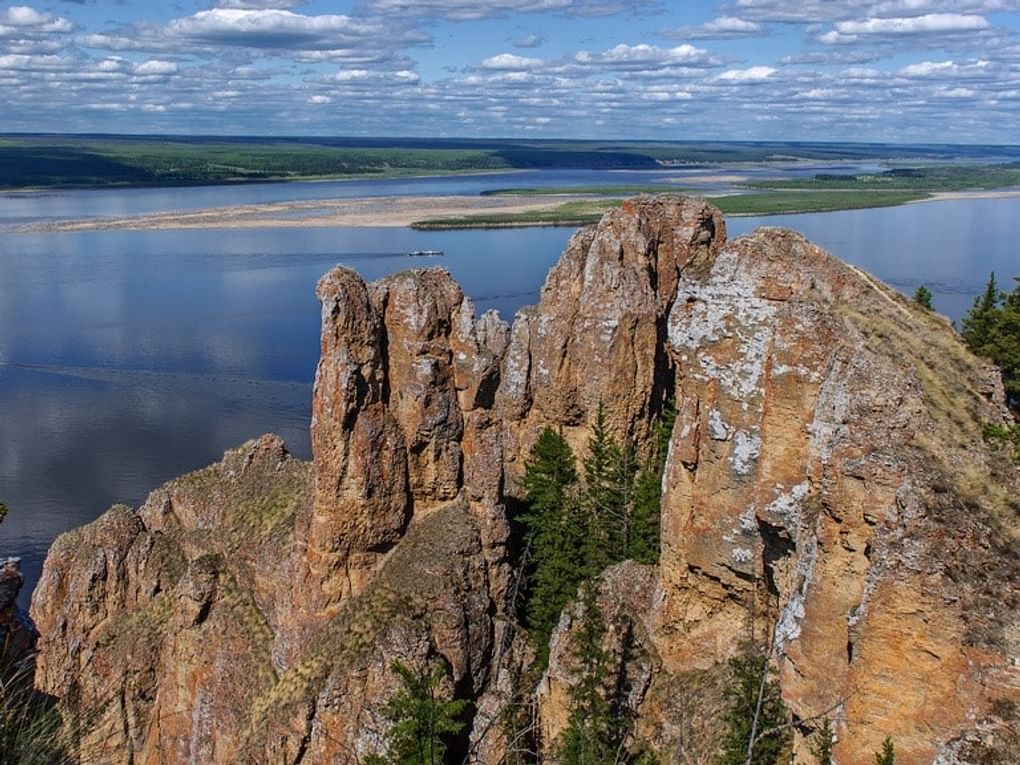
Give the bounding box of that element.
[2,0,1020,142]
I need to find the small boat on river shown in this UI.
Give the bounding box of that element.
[408,249,444,257]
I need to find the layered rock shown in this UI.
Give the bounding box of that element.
[30,197,1020,764]
[1,555,35,672]
[539,225,1020,763]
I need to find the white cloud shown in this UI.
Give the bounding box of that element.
[308,94,332,103]
[717,65,777,81]
[574,43,718,69]
[0,6,72,35]
[663,15,764,40]
[836,13,989,35]
[481,52,544,70]
[356,0,659,21]
[134,59,178,76]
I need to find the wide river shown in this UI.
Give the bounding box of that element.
[2,167,1018,605]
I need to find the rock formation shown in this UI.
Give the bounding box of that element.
[29,196,1020,764]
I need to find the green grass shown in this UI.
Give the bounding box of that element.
[480,185,686,197]
[412,190,931,229]
[712,190,930,214]
[751,164,1020,192]
[412,200,620,229]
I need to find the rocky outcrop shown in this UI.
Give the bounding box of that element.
[1,555,35,672]
[30,196,1020,764]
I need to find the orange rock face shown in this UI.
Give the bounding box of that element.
[30,197,1020,764]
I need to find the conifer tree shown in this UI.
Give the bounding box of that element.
[627,403,674,564]
[521,427,584,666]
[873,737,895,765]
[581,402,629,573]
[913,285,933,310]
[809,718,835,765]
[557,584,620,765]
[373,661,468,765]
[961,272,1002,357]
[716,653,790,765]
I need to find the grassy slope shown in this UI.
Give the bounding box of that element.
[752,164,1020,192]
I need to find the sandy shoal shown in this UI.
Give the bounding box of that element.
[18,194,600,233]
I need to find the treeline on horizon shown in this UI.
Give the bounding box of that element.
[5,134,1020,189]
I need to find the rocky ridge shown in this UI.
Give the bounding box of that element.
[29,196,1020,764]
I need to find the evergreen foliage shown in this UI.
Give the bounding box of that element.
[809,718,835,765]
[716,653,791,765]
[520,402,672,667]
[520,427,584,667]
[874,737,895,765]
[0,501,6,524]
[961,272,1020,404]
[371,661,468,765]
[557,584,621,765]
[913,285,933,309]
[628,403,674,564]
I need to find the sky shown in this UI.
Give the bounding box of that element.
[2,0,1020,142]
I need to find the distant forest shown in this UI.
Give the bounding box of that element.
[4,134,1020,189]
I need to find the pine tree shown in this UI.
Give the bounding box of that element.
[809,718,835,765]
[874,737,895,765]
[913,285,933,310]
[373,661,468,765]
[521,428,584,667]
[716,653,790,765]
[557,584,620,765]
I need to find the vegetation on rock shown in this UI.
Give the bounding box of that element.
[874,737,896,765]
[962,271,1020,405]
[809,718,835,765]
[557,585,622,765]
[520,403,668,666]
[370,660,468,765]
[913,285,933,310]
[716,653,791,765]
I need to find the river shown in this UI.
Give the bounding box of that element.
[1,168,1017,605]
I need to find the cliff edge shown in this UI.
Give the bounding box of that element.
[30,197,1020,764]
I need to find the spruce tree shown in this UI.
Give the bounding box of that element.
[581,402,629,573]
[627,403,674,564]
[913,285,933,310]
[373,661,468,765]
[716,653,790,765]
[557,584,620,765]
[809,718,835,765]
[994,277,1020,402]
[521,427,584,667]
[961,272,1002,357]
[874,737,895,765]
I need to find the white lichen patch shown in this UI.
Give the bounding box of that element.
[764,482,810,523]
[731,429,761,475]
[732,546,754,564]
[668,249,778,403]
[708,408,731,441]
[738,505,757,534]
[774,535,818,649]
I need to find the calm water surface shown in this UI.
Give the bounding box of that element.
[1,171,1017,605]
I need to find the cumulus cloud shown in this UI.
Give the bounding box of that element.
[166,9,422,50]
[662,16,765,40]
[481,52,544,70]
[134,59,178,76]
[355,0,660,21]
[716,65,777,81]
[574,43,720,69]
[0,6,72,36]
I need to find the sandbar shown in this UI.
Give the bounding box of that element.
[17,194,600,233]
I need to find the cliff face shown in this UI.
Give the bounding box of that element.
[30,197,1020,764]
